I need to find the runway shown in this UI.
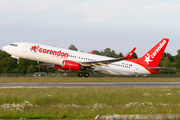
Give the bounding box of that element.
[0,82,180,88]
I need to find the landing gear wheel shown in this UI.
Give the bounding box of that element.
[78,72,83,77]
[84,72,89,77]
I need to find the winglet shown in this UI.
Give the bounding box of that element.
[90,50,94,54]
[123,47,136,59]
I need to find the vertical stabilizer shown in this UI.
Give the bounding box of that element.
[129,38,169,68]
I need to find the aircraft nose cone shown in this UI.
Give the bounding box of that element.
[2,46,9,52]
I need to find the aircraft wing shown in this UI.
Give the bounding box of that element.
[80,58,125,69]
[80,47,136,69]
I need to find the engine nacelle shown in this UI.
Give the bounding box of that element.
[54,65,68,70]
[54,60,80,71]
[62,60,80,71]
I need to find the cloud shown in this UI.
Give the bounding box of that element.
[1,0,180,26]
[45,0,180,25]
[144,3,180,14]
[66,1,122,24]
[0,19,14,26]
[131,2,180,20]
[0,15,23,26]
[0,0,68,26]
[0,0,68,14]
[42,0,131,25]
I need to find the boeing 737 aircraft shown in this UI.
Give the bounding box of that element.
[2,38,170,77]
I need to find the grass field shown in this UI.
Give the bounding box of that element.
[0,77,180,119]
[0,77,180,83]
[0,87,180,119]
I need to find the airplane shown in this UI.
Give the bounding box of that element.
[48,47,136,71]
[2,38,173,77]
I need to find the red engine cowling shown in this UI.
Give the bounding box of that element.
[54,65,68,70]
[54,60,81,71]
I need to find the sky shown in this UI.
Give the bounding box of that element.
[0,0,180,57]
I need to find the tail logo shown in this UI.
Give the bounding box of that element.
[144,53,153,64]
[144,40,167,65]
[151,40,166,58]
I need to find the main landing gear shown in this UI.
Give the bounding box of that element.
[78,72,89,77]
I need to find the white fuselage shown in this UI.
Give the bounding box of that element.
[3,42,150,76]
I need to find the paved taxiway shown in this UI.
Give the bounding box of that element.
[0,82,180,88]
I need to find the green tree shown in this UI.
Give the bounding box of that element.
[102,48,119,58]
[163,52,174,63]
[160,56,171,67]
[93,50,103,55]
[26,64,35,73]
[0,51,17,73]
[174,49,180,69]
[111,50,119,58]
[119,52,124,58]
[68,44,78,51]
[17,59,37,73]
[2,67,8,73]
[103,48,111,57]
[132,52,138,59]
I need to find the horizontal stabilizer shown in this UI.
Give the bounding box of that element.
[148,67,176,70]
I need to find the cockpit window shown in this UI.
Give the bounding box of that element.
[10,44,18,47]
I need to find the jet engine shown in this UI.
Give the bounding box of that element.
[54,60,81,71]
[54,65,68,70]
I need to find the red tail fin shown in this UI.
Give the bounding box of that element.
[129,38,169,68]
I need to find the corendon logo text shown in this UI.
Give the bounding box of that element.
[151,40,166,58]
[30,45,69,58]
[144,40,166,64]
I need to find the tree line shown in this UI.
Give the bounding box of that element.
[0,44,180,74]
